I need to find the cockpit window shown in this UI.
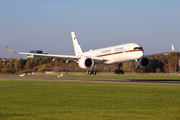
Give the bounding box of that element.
[134,47,143,50]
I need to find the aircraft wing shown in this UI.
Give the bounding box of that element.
[6,46,80,60]
[144,44,174,57]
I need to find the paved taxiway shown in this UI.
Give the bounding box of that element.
[0,77,180,85]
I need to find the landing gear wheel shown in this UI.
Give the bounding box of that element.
[93,71,96,75]
[115,70,118,74]
[115,70,124,75]
[115,63,124,75]
[87,70,90,74]
[87,70,97,75]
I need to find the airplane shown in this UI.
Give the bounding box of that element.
[6,32,174,75]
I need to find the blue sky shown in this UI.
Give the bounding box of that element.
[0,0,180,58]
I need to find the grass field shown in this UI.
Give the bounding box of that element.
[1,73,180,81]
[1,80,180,119]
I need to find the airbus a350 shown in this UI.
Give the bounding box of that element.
[6,32,174,75]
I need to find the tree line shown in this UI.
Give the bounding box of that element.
[0,52,180,74]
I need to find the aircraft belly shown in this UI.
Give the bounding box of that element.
[114,53,130,62]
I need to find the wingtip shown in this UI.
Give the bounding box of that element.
[6,45,12,52]
[171,44,174,51]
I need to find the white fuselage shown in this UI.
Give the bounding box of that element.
[80,43,144,65]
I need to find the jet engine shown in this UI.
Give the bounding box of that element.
[140,57,150,68]
[136,57,150,68]
[78,57,94,69]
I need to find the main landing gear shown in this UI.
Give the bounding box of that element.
[115,63,124,75]
[87,70,96,75]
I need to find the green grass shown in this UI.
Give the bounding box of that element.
[61,74,180,81]
[1,73,180,81]
[0,80,180,119]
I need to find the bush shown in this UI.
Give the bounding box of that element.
[1,68,15,74]
[53,67,62,72]
[19,69,33,74]
[37,67,47,73]
[156,68,161,73]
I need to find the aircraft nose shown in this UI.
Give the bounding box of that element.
[137,50,144,59]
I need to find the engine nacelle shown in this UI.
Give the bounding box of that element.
[78,57,94,69]
[135,57,150,69]
[140,57,150,68]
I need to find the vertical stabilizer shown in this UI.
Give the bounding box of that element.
[71,32,83,56]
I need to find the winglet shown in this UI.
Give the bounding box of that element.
[6,45,12,52]
[6,45,18,53]
[171,44,174,52]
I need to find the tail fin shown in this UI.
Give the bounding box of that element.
[71,32,83,56]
